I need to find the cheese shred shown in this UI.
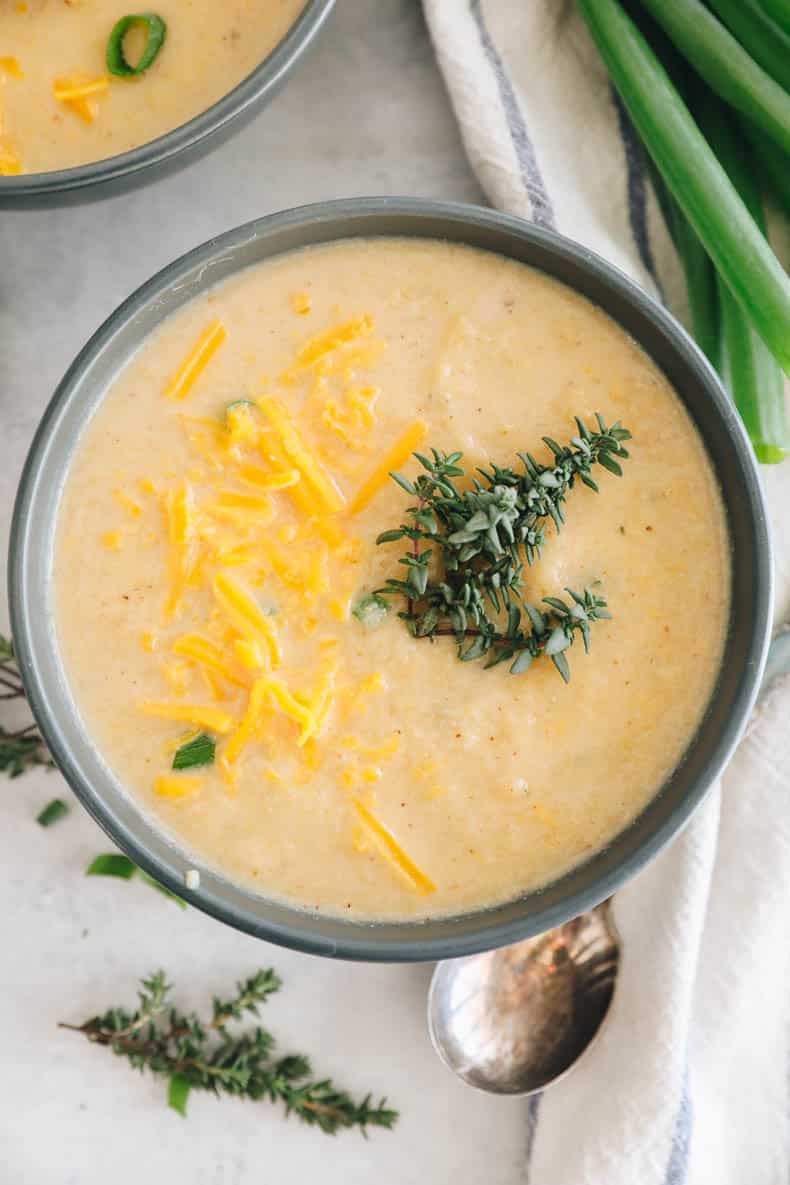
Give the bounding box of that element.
[140,702,236,733]
[164,320,227,402]
[352,799,436,894]
[259,396,346,514]
[212,571,281,667]
[348,420,427,514]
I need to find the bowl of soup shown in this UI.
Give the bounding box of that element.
[0,0,333,205]
[9,198,771,959]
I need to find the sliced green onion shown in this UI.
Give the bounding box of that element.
[36,798,69,827]
[86,852,136,879]
[695,89,789,463]
[352,593,390,630]
[86,853,187,907]
[577,0,790,377]
[225,399,257,419]
[172,732,215,770]
[107,13,167,78]
[168,1074,191,1117]
[637,0,790,154]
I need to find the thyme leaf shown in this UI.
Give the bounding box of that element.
[0,633,54,778]
[60,970,398,1134]
[374,416,630,680]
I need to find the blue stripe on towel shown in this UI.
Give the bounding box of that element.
[610,86,663,298]
[525,1093,541,1184]
[469,0,555,229]
[664,1063,693,1184]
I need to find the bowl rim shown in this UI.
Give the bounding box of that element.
[0,0,334,198]
[8,197,773,961]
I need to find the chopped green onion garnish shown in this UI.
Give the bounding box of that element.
[86,852,188,907]
[225,399,258,422]
[86,853,137,879]
[107,13,167,78]
[36,798,68,827]
[172,732,216,770]
[352,593,390,630]
[168,1074,191,1117]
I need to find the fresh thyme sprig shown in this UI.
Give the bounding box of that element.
[60,970,398,1135]
[0,633,53,777]
[373,415,630,681]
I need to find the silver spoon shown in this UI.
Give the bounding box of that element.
[428,901,618,1095]
[428,627,790,1096]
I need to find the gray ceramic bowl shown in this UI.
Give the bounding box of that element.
[8,198,772,960]
[0,0,334,208]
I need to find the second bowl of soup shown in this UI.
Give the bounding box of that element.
[0,0,333,203]
[9,199,771,958]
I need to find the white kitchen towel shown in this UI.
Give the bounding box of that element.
[423,4,790,1184]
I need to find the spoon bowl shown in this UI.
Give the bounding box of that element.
[428,902,619,1095]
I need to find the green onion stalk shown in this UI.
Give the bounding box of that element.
[693,86,789,463]
[576,0,790,388]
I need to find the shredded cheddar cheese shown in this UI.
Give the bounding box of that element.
[348,420,428,514]
[173,634,248,688]
[155,774,203,799]
[53,74,109,125]
[114,488,143,518]
[162,483,196,621]
[295,315,373,371]
[352,799,436,894]
[207,491,275,524]
[213,571,281,667]
[164,320,227,401]
[290,292,312,315]
[263,677,317,746]
[53,75,109,101]
[342,766,359,790]
[0,57,24,80]
[258,396,346,513]
[364,733,401,761]
[161,660,190,697]
[222,678,270,769]
[238,463,301,491]
[233,638,266,671]
[100,530,122,550]
[140,702,236,733]
[119,299,425,889]
[0,147,23,176]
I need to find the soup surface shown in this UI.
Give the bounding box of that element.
[55,238,729,920]
[0,0,306,174]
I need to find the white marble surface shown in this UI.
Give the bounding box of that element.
[0,3,531,1183]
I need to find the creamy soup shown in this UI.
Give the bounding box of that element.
[55,239,729,920]
[0,0,306,175]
